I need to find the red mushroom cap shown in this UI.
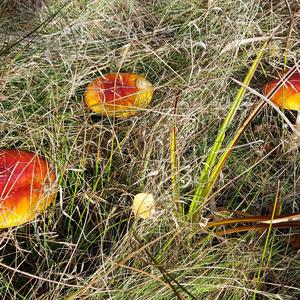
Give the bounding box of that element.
[0,149,57,228]
[263,71,300,110]
[84,73,153,118]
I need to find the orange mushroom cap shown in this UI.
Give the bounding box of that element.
[84,73,153,118]
[263,71,300,110]
[0,149,57,228]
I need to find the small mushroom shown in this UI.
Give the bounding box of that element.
[0,149,57,228]
[132,193,155,219]
[263,71,300,138]
[84,73,153,118]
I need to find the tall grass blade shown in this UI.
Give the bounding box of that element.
[170,93,182,213]
[200,99,265,204]
[188,41,269,218]
[253,184,280,300]
[198,61,300,211]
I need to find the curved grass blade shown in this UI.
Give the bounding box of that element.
[212,221,300,236]
[199,61,300,209]
[0,1,69,56]
[188,40,270,218]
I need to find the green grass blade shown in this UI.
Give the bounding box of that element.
[170,93,182,214]
[198,60,300,210]
[200,99,265,204]
[253,185,280,300]
[188,41,269,219]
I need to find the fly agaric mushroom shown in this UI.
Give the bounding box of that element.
[0,149,57,228]
[263,70,300,138]
[84,73,153,118]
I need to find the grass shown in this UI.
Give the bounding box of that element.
[188,38,270,219]
[0,0,300,299]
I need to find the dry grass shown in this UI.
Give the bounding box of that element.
[0,0,299,299]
